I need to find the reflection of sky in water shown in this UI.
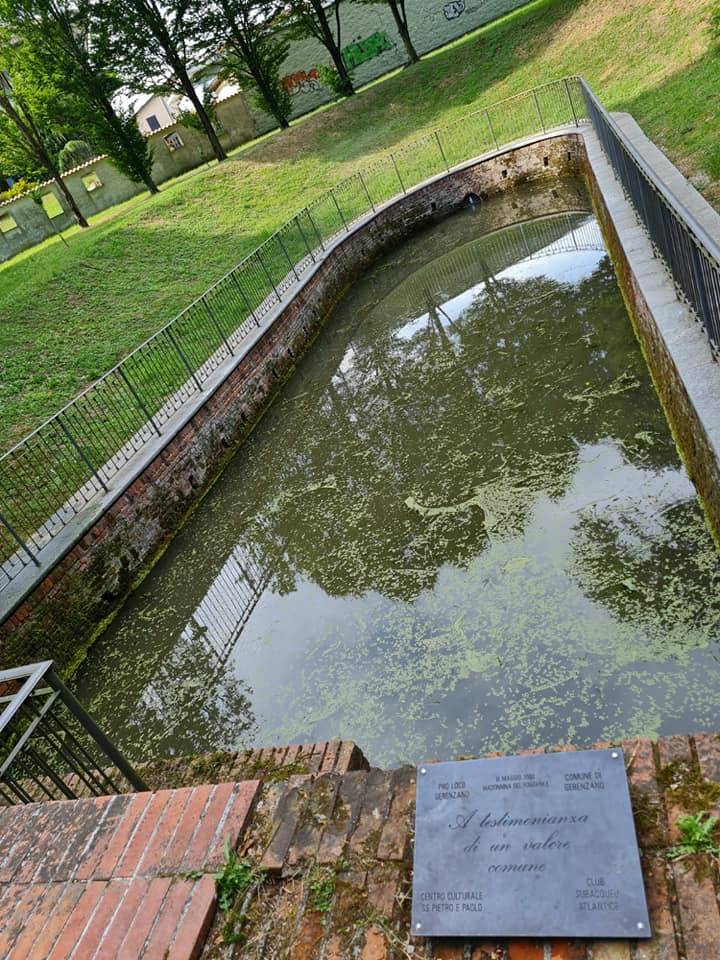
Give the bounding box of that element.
[74,194,720,767]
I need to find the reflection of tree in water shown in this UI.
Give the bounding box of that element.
[568,500,720,650]
[247,230,678,604]
[117,630,259,760]
[78,204,720,764]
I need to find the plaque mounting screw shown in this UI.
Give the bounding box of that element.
[611,751,620,758]
[420,767,427,775]
[637,922,645,930]
[415,923,422,930]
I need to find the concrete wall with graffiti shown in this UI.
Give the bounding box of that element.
[250,0,532,132]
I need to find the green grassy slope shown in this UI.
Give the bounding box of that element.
[0,0,716,448]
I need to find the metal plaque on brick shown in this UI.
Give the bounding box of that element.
[411,749,651,939]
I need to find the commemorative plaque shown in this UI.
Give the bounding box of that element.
[411,749,651,939]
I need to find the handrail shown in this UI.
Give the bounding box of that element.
[578,77,720,356]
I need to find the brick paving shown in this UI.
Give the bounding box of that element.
[5,736,720,958]
[0,781,258,959]
[199,734,720,960]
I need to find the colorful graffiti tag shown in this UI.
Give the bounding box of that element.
[341,31,394,71]
[443,0,465,18]
[280,68,322,95]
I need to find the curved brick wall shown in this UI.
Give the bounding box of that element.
[0,134,586,670]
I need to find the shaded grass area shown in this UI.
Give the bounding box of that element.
[0,0,717,449]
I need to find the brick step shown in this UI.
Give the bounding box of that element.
[1,739,368,806]
[0,780,258,959]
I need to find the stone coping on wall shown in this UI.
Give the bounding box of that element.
[0,125,582,628]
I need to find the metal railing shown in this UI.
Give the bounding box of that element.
[580,79,720,358]
[0,660,147,804]
[0,79,588,593]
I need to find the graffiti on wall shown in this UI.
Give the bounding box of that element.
[281,68,322,95]
[443,0,465,19]
[341,31,394,71]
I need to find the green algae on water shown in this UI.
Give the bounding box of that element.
[72,183,720,768]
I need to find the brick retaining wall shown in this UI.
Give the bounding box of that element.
[0,134,583,671]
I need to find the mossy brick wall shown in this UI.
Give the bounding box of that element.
[0,135,581,671]
[250,0,532,134]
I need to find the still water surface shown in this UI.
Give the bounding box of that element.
[75,185,720,767]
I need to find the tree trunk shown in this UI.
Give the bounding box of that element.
[248,57,291,129]
[389,0,420,63]
[51,170,89,228]
[175,63,227,162]
[0,92,89,227]
[309,0,354,96]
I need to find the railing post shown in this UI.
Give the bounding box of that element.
[166,328,203,391]
[564,78,579,127]
[0,509,39,566]
[276,232,300,281]
[117,368,162,437]
[231,271,260,327]
[390,154,406,194]
[306,208,325,251]
[56,415,108,492]
[358,172,376,213]
[202,296,234,356]
[485,109,499,150]
[435,131,450,173]
[532,89,545,133]
[256,248,281,302]
[295,215,316,262]
[330,189,348,231]
[48,667,149,793]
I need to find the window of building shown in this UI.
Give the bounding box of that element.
[163,132,184,152]
[82,172,103,193]
[146,114,161,132]
[0,213,18,233]
[41,193,64,218]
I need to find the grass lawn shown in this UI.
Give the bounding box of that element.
[0,0,717,450]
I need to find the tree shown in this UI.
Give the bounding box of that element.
[92,0,227,162]
[1,0,159,193]
[286,0,354,98]
[354,0,419,64]
[200,0,292,130]
[0,51,89,226]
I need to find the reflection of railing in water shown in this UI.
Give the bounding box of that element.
[125,540,271,734]
[374,212,605,321]
[179,542,271,667]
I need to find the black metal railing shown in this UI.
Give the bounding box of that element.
[0,660,147,804]
[0,79,587,593]
[580,79,720,358]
